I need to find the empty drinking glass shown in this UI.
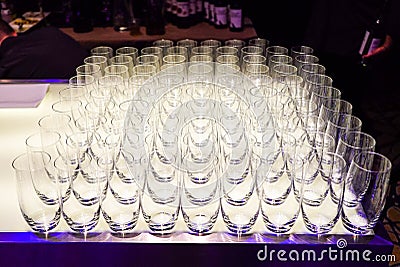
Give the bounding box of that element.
[336,130,376,207]
[342,151,392,234]
[166,45,189,61]
[216,45,239,58]
[180,155,220,234]
[91,46,114,63]
[268,54,293,70]
[299,63,326,87]
[141,154,180,234]
[25,131,66,170]
[153,39,174,56]
[310,85,342,110]
[221,151,260,235]
[265,45,289,65]
[319,98,353,128]
[225,39,246,50]
[325,113,363,149]
[191,46,214,59]
[200,39,222,58]
[136,54,161,72]
[294,54,319,75]
[177,38,198,58]
[141,46,164,66]
[110,55,134,76]
[99,151,141,233]
[57,153,105,236]
[12,151,61,234]
[104,65,130,80]
[248,38,269,56]
[76,64,102,80]
[116,46,139,65]
[258,133,300,234]
[290,45,314,60]
[84,55,108,75]
[301,152,347,234]
[305,73,333,92]
[38,113,73,147]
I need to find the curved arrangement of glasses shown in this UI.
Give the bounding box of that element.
[12,39,391,238]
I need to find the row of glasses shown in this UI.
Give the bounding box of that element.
[246,41,393,236]
[129,41,392,237]
[11,38,393,240]
[121,65,264,235]
[18,110,143,237]
[180,118,221,234]
[18,57,141,235]
[14,132,389,237]
[86,40,309,79]
[87,42,390,239]
[86,40,316,88]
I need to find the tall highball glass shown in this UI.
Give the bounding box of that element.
[342,151,391,235]
[12,151,61,234]
[301,152,347,234]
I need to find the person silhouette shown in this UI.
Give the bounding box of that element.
[0,19,89,79]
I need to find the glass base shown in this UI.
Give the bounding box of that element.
[222,214,258,235]
[63,210,100,233]
[184,213,218,234]
[303,213,337,234]
[103,212,139,232]
[23,209,61,233]
[342,215,372,235]
[147,212,177,233]
[262,212,297,234]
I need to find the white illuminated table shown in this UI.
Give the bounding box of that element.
[0,82,393,267]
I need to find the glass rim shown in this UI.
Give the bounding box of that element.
[266,45,289,53]
[12,151,51,171]
[84,55,108,63]
[141,46,163,54]
[98,74,124,84]
[177,38,198,45]
[269,54,293,61]
[116,46,138,53]
[76,64,101,74]
[91,45,113,51]
[320,98,353,113]
[200,39,222,45]
[163,54,186,63]
[133,64,157,73]
[69,74,95,85]
[291,45,314,53]
[339,130,376,149]
[38,113,71,127]
[216,45,239,53]
[327,113,362,128]
[137,54,160,62]
[241,45,264,54]
[301,63,326,73]
[104,64,129,72]
[312,85,342,97]
[152,39,174,46]
[242,54,266,62]
[272,63,297,72]
[25,131,62,148]
[110,55,134,63]
[191,46,213,54]
[352,150,392,173]
[248,37,270,45]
